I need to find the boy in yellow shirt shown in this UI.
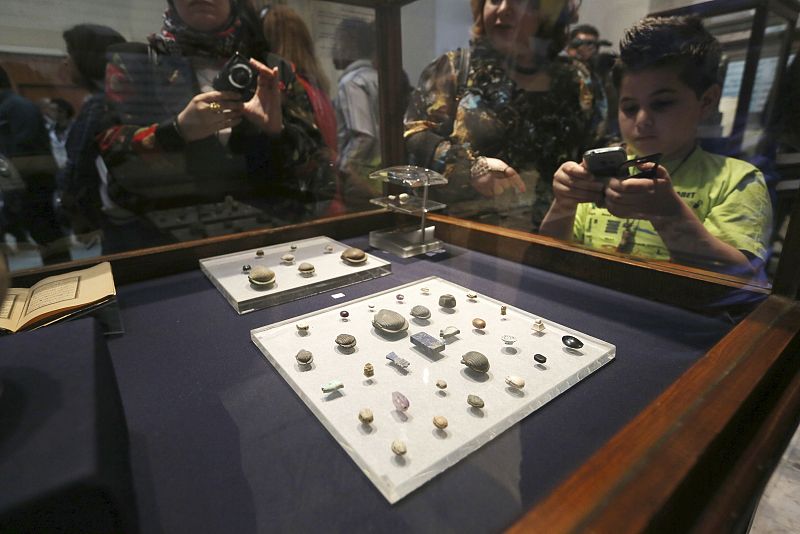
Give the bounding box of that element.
[539,16,772,276]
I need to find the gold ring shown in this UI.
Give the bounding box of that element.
[208,102,222,113]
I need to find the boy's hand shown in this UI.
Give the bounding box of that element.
[551,160,605,210]
[604,163,684,220]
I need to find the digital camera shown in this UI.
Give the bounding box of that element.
[213,52,257,102]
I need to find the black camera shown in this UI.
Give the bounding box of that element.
[213,52,257,102]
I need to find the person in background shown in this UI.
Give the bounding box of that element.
[0,66,69,264]
[261,4,340,214]
[58,24,126,249]
[539,16,772,278]
[564,23,609,145]
[98,0,327,222]
[262,4,336,157]
[40,97,75,169]
[331,18,382,211]
[404,0,591,231]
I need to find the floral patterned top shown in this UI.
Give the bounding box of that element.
[405,38,593,230]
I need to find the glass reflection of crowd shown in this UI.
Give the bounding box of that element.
[0,0,785,282]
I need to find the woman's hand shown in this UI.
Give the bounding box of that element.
[176,90,243,142]
[470,157,526,197]
[551,160,605,209]
[243,58,284,136]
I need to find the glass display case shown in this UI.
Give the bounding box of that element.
[1,0,800,532]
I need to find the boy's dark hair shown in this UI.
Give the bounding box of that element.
[612,15,721,96]
[570,24,599,41]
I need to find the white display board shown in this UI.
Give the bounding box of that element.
[251,276,615,503]
[200,236,391,314]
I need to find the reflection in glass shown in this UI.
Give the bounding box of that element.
[1,0,335,271]
[404,0,588,233]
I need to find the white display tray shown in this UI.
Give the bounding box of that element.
[251,276,615,503]
[200,236,392,314]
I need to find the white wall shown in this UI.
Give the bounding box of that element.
[401,0,472,86]
[1,0,165,54]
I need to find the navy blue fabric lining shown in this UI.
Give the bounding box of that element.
[106,237,732,533]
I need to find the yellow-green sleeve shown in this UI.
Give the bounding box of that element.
[572,202,589,243]
[702,169,772,262]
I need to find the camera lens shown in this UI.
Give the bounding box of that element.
[228,64,253,89]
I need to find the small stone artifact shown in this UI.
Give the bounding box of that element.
[467,394,485,409]
[439,326,460,338]
[420,287,430,295]
[358,408,374,424]
[298,262,315,275]
[363,362,374,378]
[321,380,343,393]
[472,318,486,330]
[461,351,490,373]
[562,335,584,350]
[296,322,309,332]
[398,192,410,204]
[335,333,356,349]
[396,294,404,301]
[410,305,431,319]
[387,194,397,201]
[341,247,367,264]
[391,440,407,456]
[501,334,517,345]
[385,352,411,369]
[324,244,334,253]
[340,310,349,319]
[410,332,445,353]
[438,294,457,309]
[435,379,447,389]
[432,415,448,430]
[372,309,409,333]
[295,349,313,365]
[532,319,545,332]
[368,304,375,311]
[256,249,264,256]
[281,253,295,263]
[248,266,275,286]
[505,375,525,389]
[392,391,410,412]
[242,264,251,273]
[500,305,507,316]
[533,353,547,364]
[466,292,477,300]
[290,244,298,251]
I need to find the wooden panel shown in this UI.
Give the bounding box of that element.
[10,210,400,287]
[375,4,406,166]
[0,52,87,113]
[430,214,771,312]
[508,295,800,533]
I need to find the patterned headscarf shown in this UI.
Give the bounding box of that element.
[150,1,243,57]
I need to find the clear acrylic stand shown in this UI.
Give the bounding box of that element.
[369,166,448,258]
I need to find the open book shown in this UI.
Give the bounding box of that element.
[0,262,116,334]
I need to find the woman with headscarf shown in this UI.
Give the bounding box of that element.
[98,0,329,221]
[404,0,592,231]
